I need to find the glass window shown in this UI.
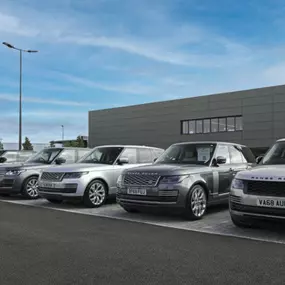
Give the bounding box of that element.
[77,149,91,161]
[196,120,203,133]
[189,121,196,134]
[235,116,243,131]
[120,148,137,164]
[138,148,153,163]
[215,145,230,164]
[211,118,218,132]
[58,149,76,164]
[229,146,244,163]
[78,147,123,165]
[241,147,256,163]
[203,119,210,133]
[182,121,189,134]
[227,117,235,132]
[153,149,164,159]
[154,143,217,165]
[26,148,62,164]
[218,118,226,132]
[261,141,285,165]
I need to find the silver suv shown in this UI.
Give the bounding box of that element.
[0,147,90,199]
[230,138,285,227]
[38,145,164,208]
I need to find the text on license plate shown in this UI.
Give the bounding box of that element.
[127,188,147,195]
[40,182,62,188]
[257,199,285,208]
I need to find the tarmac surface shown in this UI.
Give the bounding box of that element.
[1,198,285,284]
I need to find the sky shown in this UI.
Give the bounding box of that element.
[1,0,285,144]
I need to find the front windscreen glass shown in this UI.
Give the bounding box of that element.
[78,147,124,165]
[154,143,216,165]
[26,148,61,164]
[262,142,285,165]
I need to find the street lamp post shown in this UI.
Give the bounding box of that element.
[2,42,38,151]
[61,125,64,141]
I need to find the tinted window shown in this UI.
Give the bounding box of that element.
[196,120,203,133]
[211,118,218,132]
[227,117,235,131]
[218,118,226,132]
[58,149,76,163]
[138,148,153,163]
[241,147,256,163]
[26,148,61,164]
[203,119,210,133]
[215,145,230,164]
[182,121,188,134]
[229,146,243,163]
[189,121,195,134]
[79,147,123,165]
[120,148,137,164]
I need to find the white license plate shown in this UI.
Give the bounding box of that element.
[127,188,147,196]
[257,198,285,208]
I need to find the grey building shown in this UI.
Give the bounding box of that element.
[88,84,285,155]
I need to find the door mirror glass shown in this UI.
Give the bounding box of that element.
[216,156,227,164]
[54,157,66,165]
[0,157,7,163]
[118,157,129,165]
[256,155,263,164]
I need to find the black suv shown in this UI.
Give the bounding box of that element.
[117,141,256,220]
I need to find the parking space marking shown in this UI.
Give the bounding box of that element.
[2,197,285,245]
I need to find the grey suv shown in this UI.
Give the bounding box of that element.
[0,147,90,199]
[117,141,256,220]
[230,138,285,227]
[0,150,36,164]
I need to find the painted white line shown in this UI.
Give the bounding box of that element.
[2,199,285,245]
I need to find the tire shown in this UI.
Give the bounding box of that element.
[22,176,39,199]
[184,184,207,220]
[47,199,63,204]
[83,179,108,208]
[231,215,253,228]
[122,206,139,213]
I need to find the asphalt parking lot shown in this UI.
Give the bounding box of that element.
[1,196,285,244]
[1,199,285,285]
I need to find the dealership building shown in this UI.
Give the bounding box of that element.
[88,84,285,156]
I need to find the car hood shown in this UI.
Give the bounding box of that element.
[41,163,113,173]
[124,163,210,176]
[236,165,285,181]
[0,162,47,170]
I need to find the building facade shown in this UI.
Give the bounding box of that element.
[88,84,285,155]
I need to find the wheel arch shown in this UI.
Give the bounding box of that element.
[85,177,110,195]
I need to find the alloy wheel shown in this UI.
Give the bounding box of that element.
[26,178,39,198]
[88,181,106,206]
[190,186,206,218]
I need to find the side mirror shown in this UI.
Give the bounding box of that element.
[118,157,129,165]
[256,155,263,164]
[0,157,7,163]
[55,157,66,165]
[216,156,227,164]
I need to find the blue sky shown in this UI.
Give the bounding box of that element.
[1,0,285,143]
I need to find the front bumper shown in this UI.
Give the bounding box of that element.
[0,176,23,194]
[116,184,189,210]
[230,188,285,221]
[38,178,86,199]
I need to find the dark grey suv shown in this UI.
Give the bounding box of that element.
[0,147,90,199]
[117,141,256,220]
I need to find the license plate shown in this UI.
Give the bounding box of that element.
[127,188,147,195]
[40,182,61,188]
[257,198,285,208]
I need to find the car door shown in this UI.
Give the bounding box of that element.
[228,145,249,179]
[212,144,232,195]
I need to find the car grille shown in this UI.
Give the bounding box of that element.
[246,181,285,197]
[230,194,242,204]
[123,173,160,186]
[41,172,65,182]
[1,179,14,187]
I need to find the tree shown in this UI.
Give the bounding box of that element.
[63,136,85,148]
[22,137,33,150]
[0,140,3,150]
[75,136,85,148]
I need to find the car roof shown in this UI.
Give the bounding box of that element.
[93,145,164,150]
[276,138,285,142]
[45,147,91,150]
[173,141,247,147]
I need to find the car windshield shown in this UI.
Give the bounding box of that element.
[262,141,285,165]
[154,143,217,165]
[26,148,61,164]
[78,147,124,165]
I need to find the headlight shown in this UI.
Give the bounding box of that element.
[117,174,123,187]
[63,172,89,179]
[6,169,26,176]
[231,178,244,190]
[159,175,188,184]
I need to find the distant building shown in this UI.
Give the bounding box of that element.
[50,136,88,148]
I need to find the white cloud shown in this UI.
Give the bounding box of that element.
[0,93,91,106]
